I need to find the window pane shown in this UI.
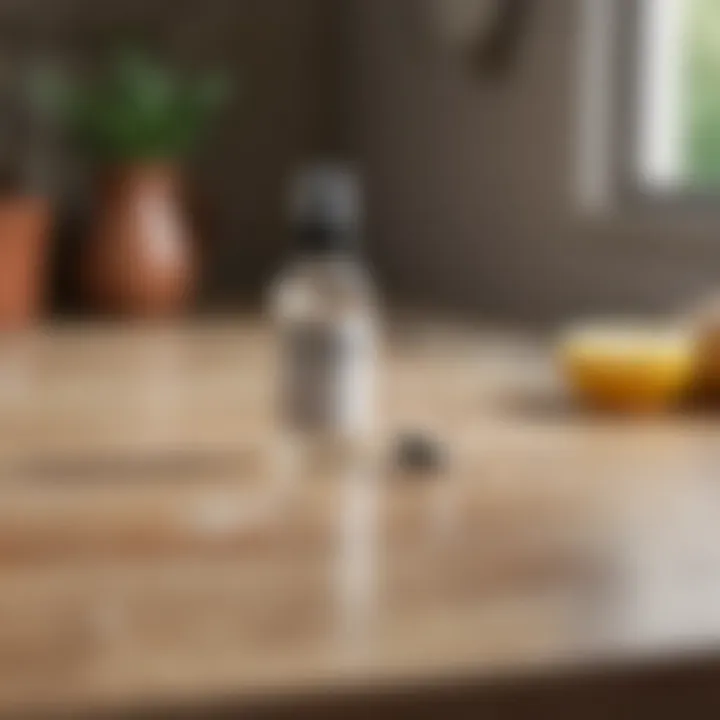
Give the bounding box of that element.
[683,0,720,184]
[637,0,720,190]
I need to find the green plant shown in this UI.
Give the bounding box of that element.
[34,47,230,163]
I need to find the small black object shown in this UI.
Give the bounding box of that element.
[395,432,447,475]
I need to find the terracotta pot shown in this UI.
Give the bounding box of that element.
[83,163,197,317]
[0,197,50,330]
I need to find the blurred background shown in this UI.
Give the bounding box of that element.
[5,0,720,326]
[0,0,351,321]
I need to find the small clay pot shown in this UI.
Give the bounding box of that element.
[83,163,197,317]
[0,197,50,330]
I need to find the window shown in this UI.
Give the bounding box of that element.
[638,0,720,190]
[578,0,720,208]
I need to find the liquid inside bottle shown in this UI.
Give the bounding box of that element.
[270,165,377,477]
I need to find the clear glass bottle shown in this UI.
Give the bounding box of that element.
[270,165,377,475]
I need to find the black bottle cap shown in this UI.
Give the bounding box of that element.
[289,164,361,256]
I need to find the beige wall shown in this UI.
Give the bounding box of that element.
[350,0,720,324]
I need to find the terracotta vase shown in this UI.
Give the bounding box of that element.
[0,197,50,330]
[83,163,197,317]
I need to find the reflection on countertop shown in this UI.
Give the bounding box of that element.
[0,319,719,716]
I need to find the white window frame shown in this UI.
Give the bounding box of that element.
[576,0,718,215]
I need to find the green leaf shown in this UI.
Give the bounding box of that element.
[52,46,231,161]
